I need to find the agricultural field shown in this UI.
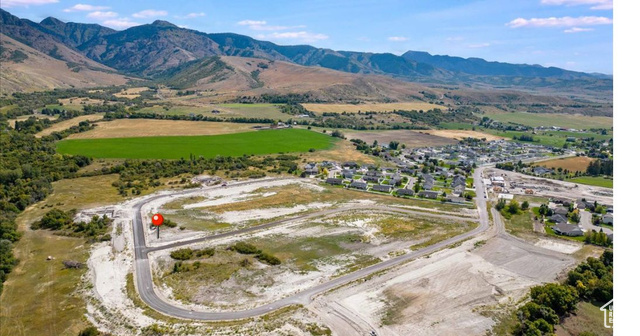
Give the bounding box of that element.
[421,129,506,141]
[56,128,336,159]
[35,113,104,137]
[138,103,294,120]
[7,113,57,128]
[302,102,443,113]
[68,120,261,139]
[113,87,150,99]
[343,129,457,148]
[568,176,614,188]
[538,156,596,172]
[482,110,613,129]
[0,175,124,336]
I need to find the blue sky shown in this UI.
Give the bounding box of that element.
[2,0,613,74]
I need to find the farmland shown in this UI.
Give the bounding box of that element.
[538,156,596,172]
[482,110,613,129]
[68,120,261,139]
[35,114,104,137]
[568,176,614,188]
[56,128,336,159]
[302,102,443,113]
[138,103,293,120]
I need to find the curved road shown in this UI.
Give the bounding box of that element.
[131,170,491,320]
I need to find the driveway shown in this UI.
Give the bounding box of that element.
[579,210,613,235]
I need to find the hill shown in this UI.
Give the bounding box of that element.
[0,34,130,94]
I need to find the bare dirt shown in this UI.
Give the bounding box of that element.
[423,129,507,141]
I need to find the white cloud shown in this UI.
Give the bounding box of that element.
[468,42,491,48]
[102,18,140,29]
[257,31,329,43]
[1,0,58,8]
[237,20,304,31]
[541,0,613,10]
[507,16,612,28]
[388,36,409,42]
[87,11,118,19]
[132,9,168,18]
[564,27,594,33]
[63,3,108,12]
[175,12,206,19]
[446,36,465,42]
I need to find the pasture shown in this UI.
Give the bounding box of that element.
[68,120,261,139]
[56,128,336,159]
[138,103,292,120]
[482,110,612,129]
[302,102,443,113]
[568,176,613,188]
[538,156,596,172]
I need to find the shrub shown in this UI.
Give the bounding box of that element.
[229,242,260,254]
[170,248,193,260]
[256,252,281,265]
[164,219,177,228]
[195,247,215,258]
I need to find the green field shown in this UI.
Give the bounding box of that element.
[482,111,613,129]
[56,128,335,159]
[568,176,613,188]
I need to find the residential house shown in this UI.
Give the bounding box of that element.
[363,175,380,183]
[372,184,393,193]
[349,181,368,190]
[602,214,613,225]
[549,214,568,224]
[396,189,415,196]
[418,190,439,199]
[553,207,569,216]
[341,170,355,179]
[343,161,358,169]
[552,222,584,236]
[325,178,343,186]
[389,173,402,187]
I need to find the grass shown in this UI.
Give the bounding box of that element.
[57,128,336,159]
[140,103,291,120]
[544,225,586,242]
[68,120,261,139]
[482,110,613,129]
[0,175,124,336]
[302,102,443,113]
[538,156,596,172]
[556,301,613,336]
[35,114,104,138]
[568,176,613,188]
[380,288,416,325]
[502,210,538,238]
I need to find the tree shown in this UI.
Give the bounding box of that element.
[521,201,530,210]
[389,141,400,150]
[508,200,521,215]
[78,327,100,336]
[530,283,579,316]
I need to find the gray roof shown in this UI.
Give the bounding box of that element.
[552,223,584,236]
[350,181,368,189]
[396,189,415,196]
[372,184,393,192]
[549,214,568,223]
[326,178,343,185]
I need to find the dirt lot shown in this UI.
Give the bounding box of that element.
[344,130,457,148]
[67,119,260,139]
[309,234,577,336]
[35,114,104,137]
[538,156,596,172]
[303,102,444,113]
[422,129,507,141]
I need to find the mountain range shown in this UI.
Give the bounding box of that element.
[0,9,612,99]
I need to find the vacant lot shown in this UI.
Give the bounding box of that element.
[483,110,613,129]
[35,114,104,137]
[304,139,384,165]
[538,156,596,172]
[68,120,261,139]
[303,102,443,113]
[423,129,506,141]
[343,130,456,148]
[57,128,336,159]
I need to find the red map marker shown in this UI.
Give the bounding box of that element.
[152,213,164,226]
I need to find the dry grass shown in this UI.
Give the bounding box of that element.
[343,130,456,148]
[68,119,261,139]
[303,139,383,165]
[538,156,596,172]
[7,114,57,128]
[35,114,104,138]
[303,102,443,113]
[0,175,124,336]
[113,87,149,99]
[421,129,507,141]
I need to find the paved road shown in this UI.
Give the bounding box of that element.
[579,210,613,235]
[131,172,492,320]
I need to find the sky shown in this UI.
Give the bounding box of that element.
[1,0,613,74]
